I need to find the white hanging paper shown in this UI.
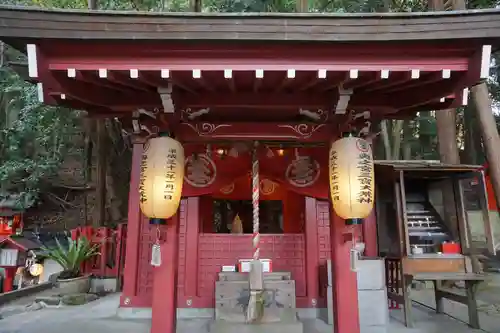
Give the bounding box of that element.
[350,248,359,272]
[151,243,162,267]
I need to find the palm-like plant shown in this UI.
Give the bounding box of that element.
[41,236,100,280]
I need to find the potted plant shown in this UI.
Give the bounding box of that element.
[41,236,99,295]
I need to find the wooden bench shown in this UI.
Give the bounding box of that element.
[404,272,485,329]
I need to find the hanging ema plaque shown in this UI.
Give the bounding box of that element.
[184,154,217,188]
[285,156,320,188]
[329,135,374,221]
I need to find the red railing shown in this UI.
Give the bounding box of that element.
[70,224,127,284]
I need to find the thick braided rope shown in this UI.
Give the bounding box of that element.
[252,147,260,261]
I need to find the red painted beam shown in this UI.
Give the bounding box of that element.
[40,41,473,58]
[47,57,469,72]
[41,41,472,72]
[176,92,337,109]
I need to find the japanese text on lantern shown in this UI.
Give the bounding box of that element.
[163,148,178,201]
[139,153,148,203]
[329,150,340,202]
[356,140,373,204]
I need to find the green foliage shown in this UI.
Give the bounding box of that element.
[0,46,81,209]
[41,236,100,279]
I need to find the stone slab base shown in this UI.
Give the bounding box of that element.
[209,320,303,333]
[116,307,322,320]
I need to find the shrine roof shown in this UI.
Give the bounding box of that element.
[1,6,500,45]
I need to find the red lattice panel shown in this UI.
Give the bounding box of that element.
[197,234,306,298]
[177,199,187,297]
[136,215,155,304]
[316,200,331,299]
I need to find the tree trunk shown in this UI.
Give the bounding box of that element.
[471,83,500,211]
[428,0,462,163]
[190,0,202,11]
[402,120,413,160]
[82,118,94,226]
[391,120,404,160]
[435,110,460,164]
[296,0,308,12]
[380,120,392,159]
[95,120,108,227]
[87,0,97,10]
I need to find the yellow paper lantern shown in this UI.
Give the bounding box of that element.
[29,263,44,277]
[139,135,185,219]
[329,136,375,221]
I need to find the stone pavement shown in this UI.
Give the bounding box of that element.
[412,289,500,333]
[0,293,497,333]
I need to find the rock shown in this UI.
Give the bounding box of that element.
[61,293,98,306]
[26,302,44,312]
[35,296,62,306]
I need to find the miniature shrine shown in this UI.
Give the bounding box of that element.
[1,5,500,333]
[377,161,494,328]
[0,194,26,237]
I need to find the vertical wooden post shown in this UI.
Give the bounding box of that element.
[362,210,378,257]
[453,177,470,253]
[304,197,319,307]
[398,171,411,256]
[151,213,180,333]
[120,144,143,307]
[328,203,360,333]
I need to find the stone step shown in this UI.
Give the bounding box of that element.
[209,320,303,333]
[218,272,291,282]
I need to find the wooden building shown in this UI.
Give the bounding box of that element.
[1,5,500,333]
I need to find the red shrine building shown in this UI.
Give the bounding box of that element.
[1,5,500,333]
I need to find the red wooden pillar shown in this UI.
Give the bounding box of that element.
[329,204,360,333]
[184,197,200,296]
[151,213,180,333]
[304,197,319,307]
[120,143,143,307]
[362,210,378,257]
